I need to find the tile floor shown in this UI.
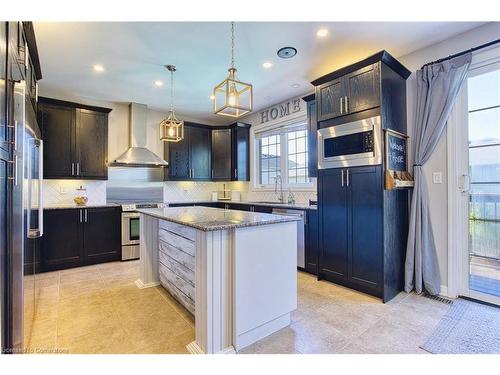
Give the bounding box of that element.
[23,261,450,354]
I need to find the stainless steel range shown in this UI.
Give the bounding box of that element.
[120,202,166,260]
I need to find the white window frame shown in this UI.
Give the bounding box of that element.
[252,122,315,192]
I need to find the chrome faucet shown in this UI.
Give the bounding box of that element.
[274,175,284,203]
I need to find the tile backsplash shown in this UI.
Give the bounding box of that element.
[163,180,317,205]
[43,180,107,206]
[44,179,317,206]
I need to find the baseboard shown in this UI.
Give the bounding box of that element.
[186,341,236,354]
[135,279,160,289]
[186,341,204,354]
[439,285,449,298]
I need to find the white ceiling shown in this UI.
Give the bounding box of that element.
[34,22,484,124]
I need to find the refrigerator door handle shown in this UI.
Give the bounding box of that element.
[38,140,44,237]
[28,139,44,238]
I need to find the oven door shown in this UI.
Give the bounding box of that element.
[122,212,140,246]
[318,115,382,169]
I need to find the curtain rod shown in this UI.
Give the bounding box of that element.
[421,38,500,69]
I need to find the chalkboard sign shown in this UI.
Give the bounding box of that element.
[385,130,407,172]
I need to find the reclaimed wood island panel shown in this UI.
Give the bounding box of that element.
[137,206,299,354]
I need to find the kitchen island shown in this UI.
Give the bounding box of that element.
[136,206,299,354]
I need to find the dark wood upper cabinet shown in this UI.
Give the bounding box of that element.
[75,109,108,179]
[189,126,211,180]
[167,122,250,182]
[312,51,410,125]
[317,77,345,122]
[39,104,75,178]
[166,124,211,180]
[211,128,232,180]
[303,95,317,178]
[38,97,111,180]
[345,64,380,114]
[167,127,191,180]
[231,123,250,181]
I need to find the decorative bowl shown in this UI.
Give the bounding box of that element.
[74,196,88,206]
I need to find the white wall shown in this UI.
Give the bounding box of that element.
[398,22,500,289]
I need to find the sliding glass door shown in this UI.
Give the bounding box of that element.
[466,65,500,304]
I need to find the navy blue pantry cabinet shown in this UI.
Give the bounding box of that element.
[318,166,385,298]
[39,207,121,272]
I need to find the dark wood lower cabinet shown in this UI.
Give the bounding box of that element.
[305,210,319,275]
[318,166,394,300]
[41,209,83,272]
[39,207,121,272]
[83,207,121,265]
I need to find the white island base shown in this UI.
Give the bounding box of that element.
[137,210,297,354]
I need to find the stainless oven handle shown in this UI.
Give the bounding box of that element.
[122,212,140,218]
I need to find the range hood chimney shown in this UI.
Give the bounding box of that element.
[111,103,168,167]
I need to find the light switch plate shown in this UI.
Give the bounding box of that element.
[433,172,443,184]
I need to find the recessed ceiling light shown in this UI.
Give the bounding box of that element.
[316,28,329,38]
[291,83,300,88]
[154,80,164,87]
[262,61,273,69]
[93,64,104,72]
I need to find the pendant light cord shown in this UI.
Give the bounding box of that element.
[231,21,235,69]
[170,68,174,113]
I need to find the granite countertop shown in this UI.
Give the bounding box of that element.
[44,203,119,210]
[166,200,317,210]
[137,206,301,231]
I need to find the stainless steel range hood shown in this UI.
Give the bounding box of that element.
[111,103,168,167]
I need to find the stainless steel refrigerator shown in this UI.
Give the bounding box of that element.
[1,22,43,352]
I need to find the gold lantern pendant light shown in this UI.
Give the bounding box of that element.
[160,65,184,142]
[213,22,253,118]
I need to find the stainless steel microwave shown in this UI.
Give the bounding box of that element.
[317,115,382,169]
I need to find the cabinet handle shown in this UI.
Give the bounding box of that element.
[76,162,80,176]
[71,163,75,176]
[80,209,83,223]
[234,168,238,179]
[340,97,343,114]
[344,96,348,113]
[341,170,344,187]
[346,169,350,187]
[211,169,214,179]
[84,209,88,223]
[192,168,194,178]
